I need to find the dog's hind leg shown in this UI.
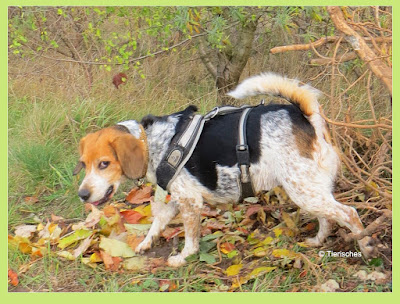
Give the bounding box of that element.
[167,199,201,267]
[282,181,374,258]
[305,217,332,247]
[135,200,179,253]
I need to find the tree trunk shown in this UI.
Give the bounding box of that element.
[199,20,258,105]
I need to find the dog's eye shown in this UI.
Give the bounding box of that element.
[99,161,110,169]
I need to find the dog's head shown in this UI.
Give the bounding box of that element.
[74,125,147,205]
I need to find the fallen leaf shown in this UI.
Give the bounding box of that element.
[245,205,262,217]
[281,211,298,231]
[272,249,296,258]
[124,224,151,236]
[14,225,37,238]
[127,234,144,250]
[57,250,76,260]
[273,228,283,238]
[353,270,368,280]
[247,266,276,279]
[73,236,93,258]
[8,269,19,286]
[120,210,144,224]
[99,236,136,257]
[100,251,123,271]
[134,204,152,218]
[161,227,182,241]
[123,256,148,271]
[58,229,93,250]
[89,252,103,263]
[201,206,219,217]
[51,214,65,222]
[126,186,152,204]
[226,264,243,276]
[367,271,387,282]
[318,279,340,292]
[24,196,39,205]
[220,242,235,254]
[199,252,216,264]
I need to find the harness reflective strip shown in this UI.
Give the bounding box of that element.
[236,107,255,198]
[165,115,205,190]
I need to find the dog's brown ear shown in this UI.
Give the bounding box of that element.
[73,161,84,175]
[73,137,86,175]
[111,134,146,179]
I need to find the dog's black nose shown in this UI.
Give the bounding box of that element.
[78,189,91,201]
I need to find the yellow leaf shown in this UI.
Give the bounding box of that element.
[260,236,273,246]
[225,264,243,276]
[272,249,296,258]
[296,242,309,248]
[281,211,297,230]
[273,228,283,238]
[90,252,103,263]
[134,204,152,217]
[253,247,267,257]
[99,236,136,257]
[248,266,276,279]
[230,276,248,290]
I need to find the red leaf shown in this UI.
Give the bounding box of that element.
[120,210,144,224]
[205,219,226,231]
[112,73,128,89]
[8,269,19,286]
[201,206,219,217]
[161,227,182,241]
[245,205,262,217]
[220,242,235,254]
[126,186,152,205]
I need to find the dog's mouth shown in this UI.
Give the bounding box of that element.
[91,185,114,206]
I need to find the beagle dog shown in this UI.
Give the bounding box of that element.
[74,73,373,267]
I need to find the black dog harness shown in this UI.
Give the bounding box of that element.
[156,101,265,199]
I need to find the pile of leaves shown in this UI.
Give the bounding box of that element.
[8,185,391,291]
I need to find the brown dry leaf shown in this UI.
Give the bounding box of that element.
[103,205,118,217]
[73,236,93,258]
[51,214,65,222]
[205,218,226,230]
[201,206,219,217]
[24,196,39,205]
[281,211,298,232]
[161,227,182,241]
[100,250,122,271]
[120,210,144,224]
[245,205,262,217]
[126,234,144,250]
[126,186,152,204]
[14,225,37,238]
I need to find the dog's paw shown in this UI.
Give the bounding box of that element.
[305,236,323,247]
[358,236,375,258]
[135,239,152,254]
[167,254,187,267]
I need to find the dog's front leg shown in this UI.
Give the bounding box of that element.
[135,200,178,253]
[167,200,201,267]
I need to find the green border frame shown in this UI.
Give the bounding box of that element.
[3,0,397,302]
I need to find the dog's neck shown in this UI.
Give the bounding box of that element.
[142,116,180,185]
